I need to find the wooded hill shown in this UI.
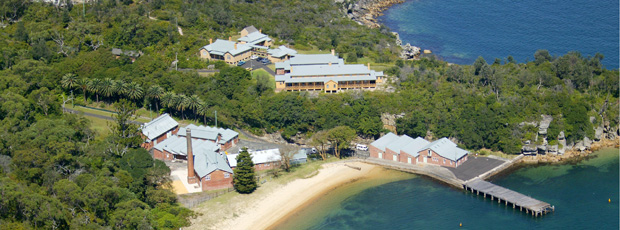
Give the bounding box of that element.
[0,0,618,228]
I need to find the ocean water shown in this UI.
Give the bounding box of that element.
[275,148,619,229]
[378,0,620,69]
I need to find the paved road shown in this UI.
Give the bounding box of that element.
[63,107,143,125]
[446,156,505,181]
[240,59,275,76]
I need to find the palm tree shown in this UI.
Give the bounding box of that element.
[175,94,188,120]
[125,82,144,101]
[100,78,114,99]
[112,80,127,99]
[186,94,203,121]
[197,102,210,125]
[160,91,175,112]
[60,73,78,89]
[77,78,90,103]
[146,85,164,112]
[88,78,102,103]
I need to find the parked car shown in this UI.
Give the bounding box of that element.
[256,57,265,62]
[261,59,271,64]
[245,67,253,71]
[237,61,246,66]
[356,144,368,151]
[250,55,258,59]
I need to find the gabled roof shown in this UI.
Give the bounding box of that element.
[112,48,122,55]
[289,54,341,65]
[386,135,416,153]
[419,138,468,161]
[242,26,258,34]
[401,137,431,157]
[194,149,233,178]
[268,45,298,58]
[201,39,252,56]
[153,135,219,157]
[238,31,272,45]
[227,149,281,167]
[141,114,178,140]
[370,132,399,151]
[177,124,238,144]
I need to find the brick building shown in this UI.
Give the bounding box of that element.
[369,133,468,168]
[140,113,179,150]
[177,124,239,152]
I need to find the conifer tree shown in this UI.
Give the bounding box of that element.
[233,148,257,194]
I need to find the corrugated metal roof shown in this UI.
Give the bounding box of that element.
[386,135,416,153]
[268,45,298,58]
[141,113,178,140]
[289,54,341,65]
[275,75,377,84]
[194,149,233,178]
[177,124,238,143]
[275,61,291,70]
[153,135,219,156]
[420,138,468,161]
[201,39,252,56]
[227,149,281,167]
[370,132,399,151]
[242,26,258,34]
[238,31,271,45]
[401,137,431,157]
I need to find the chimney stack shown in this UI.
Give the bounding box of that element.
[229,36,232,41]
[329,62,332,66]
[367,63,370,70]
[331,49,335,56]
[234,43,237,50]
[209,38,213,44]
[259,28,262,33]
[186,128,197,184]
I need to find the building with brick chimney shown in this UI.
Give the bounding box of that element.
[177,124,239,152]
[227,148,282,171]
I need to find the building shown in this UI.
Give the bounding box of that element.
[291,148,310,165]
[199,26,273,65]
[112,48,142,62]
[274,51,385,93]
[227,149,282,171]
[141,113,179,150]
[369,133,469,168]
[177,124,239,151]
[156,129,233,191]
[267,45,298,63]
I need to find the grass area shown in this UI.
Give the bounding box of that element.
[265,63,275,71]
[84,115,112,139]
[294,46,331,55]
[70,105,152,123]
[251,69,275,90]
[474,149,519,160]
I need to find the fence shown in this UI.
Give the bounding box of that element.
[177,188,235,209]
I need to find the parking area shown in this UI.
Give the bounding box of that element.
[239,59,275,76]
[446,156,505,181]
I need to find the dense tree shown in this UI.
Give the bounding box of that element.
[233,148,257,194]
[327,126,356,159]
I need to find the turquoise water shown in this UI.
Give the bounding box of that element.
[379,0,620,69]
[276,149,619,229]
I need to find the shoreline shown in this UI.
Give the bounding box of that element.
[189,161,396,230]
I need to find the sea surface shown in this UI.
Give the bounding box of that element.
[378,0,620,69]
[274,148,619,229]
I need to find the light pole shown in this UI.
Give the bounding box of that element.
[70,90,74,107]
[149,104,152,119]
[214,110,217,128]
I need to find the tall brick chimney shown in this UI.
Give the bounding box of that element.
[186,128,197,184]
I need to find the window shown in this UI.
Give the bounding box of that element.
[224,173,230,178]
[205,175,211,181]
[326,85,329,89]
[428,150,432,156]
[443,159,446,164]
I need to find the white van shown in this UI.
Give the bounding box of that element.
[356,144,368,151]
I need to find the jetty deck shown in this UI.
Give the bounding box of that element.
[464,179,554,216]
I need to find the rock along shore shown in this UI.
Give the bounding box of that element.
[343,0,405,28]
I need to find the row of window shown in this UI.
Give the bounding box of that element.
[204,172,230,181]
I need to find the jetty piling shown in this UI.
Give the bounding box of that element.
[464,179,554,216]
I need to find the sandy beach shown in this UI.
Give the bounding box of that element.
[188,161,388,230]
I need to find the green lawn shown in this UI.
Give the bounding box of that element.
[70,105,152,123]
[84,115,112,139]
[251,69,275,90]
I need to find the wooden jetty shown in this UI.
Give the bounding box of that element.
[463,179,554,217]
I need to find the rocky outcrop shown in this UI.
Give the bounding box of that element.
[381,112,405,134]
[343,0,405,28]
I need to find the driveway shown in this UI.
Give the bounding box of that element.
[240,59,275,76]
[445,156,505,181]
